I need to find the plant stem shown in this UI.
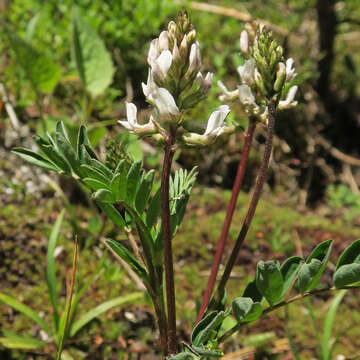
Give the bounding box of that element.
[218,286,360,343]
[161,134,177,355]
[212,102,276,306]
[56,238,78,360]
[197,118,256,323]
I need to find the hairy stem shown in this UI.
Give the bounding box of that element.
[213,102,276,305]
[218,286,359,343]
[161,134,177,354]
[197,118,256,323]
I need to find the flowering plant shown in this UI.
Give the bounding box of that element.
[12,12,360,359]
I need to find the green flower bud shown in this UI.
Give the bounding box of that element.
[273,62,286,92]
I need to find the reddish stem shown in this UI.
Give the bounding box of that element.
[213,102,276,304]
[196,118,256,323]
[161,135,177,355]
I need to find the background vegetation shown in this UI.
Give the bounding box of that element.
[1,0,360,358]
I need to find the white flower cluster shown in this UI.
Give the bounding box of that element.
[218,27,298,121]
[119,15,232,146]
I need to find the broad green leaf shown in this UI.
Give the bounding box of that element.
[111,173,127,202]
[35,136,72,174]
[106,239,148,280]
[321,290,346,360]
[333,263,360,288]
[0,333,46,350]
[298,239,333,293]
[232,297,262,323]
[72,9,114,97]
[336,239,360,270]
[5,29,61,93]
[126,161,142,205]
[69,292,142,337]
[135,170,155,214]
[97,203,126,229]
[298,259,322,293]
[46,210,65,332]
[243,280,263,302]
[256,260,284,306]
[0,293,52,334]
[12,148,60,172]
[93,189,115,203]
[83,178,109,191]
[280,256,302,298]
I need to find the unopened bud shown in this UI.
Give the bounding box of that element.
[187,29,197,45]
[168,21,176,39]
[255,69,268,96]
[179,34,188,58]
[274,62,286,92]
[275,45,283,59]
[158,31,169,52]
[240,30,249,53]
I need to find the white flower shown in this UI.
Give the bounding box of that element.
[278,85,298,109]
[119,102,156,135]
[147,39,160,65]
[150,50,173,82]
[285,58,297,82]
[196,72,213,93]
[240,30,249,53]
[237,59,255,85]
[238,85,261,115]
[158,31,169,52]
[182,105,230,145]
[186,42,201,77]
[218,80,239,101]
[142,70,157,98]
[148,87,180,121]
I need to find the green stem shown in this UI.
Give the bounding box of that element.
[218,286,360,343]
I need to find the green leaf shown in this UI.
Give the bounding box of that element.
[243,280,263,302]
[97,203,126,229]
[191,309,230,347]
[321,290,347,360]
[0,332,46,350]
[111,172,127,202]
[46,210,65,332]
[167,353,199,360]
[256,260,284,306]
[0,293,52,334]
[333,263,360,288]
[72,8,115,97]
[298,239,333,293]
[56,132,82,177]
[135,170,155,214]
[106,239,148,280]
[69,292,142,337]
[77,125,98,160]
[89,158,113,179]
[83,178,109,191]
[126,161,142,205]
[35,136,72,174]
[280,256,302,298]
[81,164,111,185]
[146,187,161,228]
[336,239,360,270]
[12,148,60,172]
[232,297,262,323]
[298,259,322,293]
[93,189,115,203]
[5,28,61,93]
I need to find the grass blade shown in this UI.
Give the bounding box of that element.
[69,292,142,337]
[46,209,65,332]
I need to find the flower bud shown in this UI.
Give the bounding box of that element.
[254,68,268,96]
[179,34,188,58]
[186,42,201,77]
[158,31,169,52]
[187,29,196,45]
[168,21,176,40]
[273,62,286,92]
[240,30,249,53]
